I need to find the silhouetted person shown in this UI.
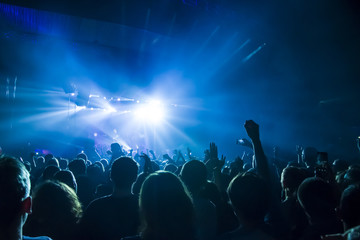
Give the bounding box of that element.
[181,160,217,240]
[297,177,342,240]
[220,173,274,240]
[332,159,349,175]
[76,153,88,163]
[280,167,308,239]
[54,170,77,193]
[23,181,82,240]
[340,184,360,232]
[0,156,52,240]
[322,184,360,240]
[41,166,60,181]
[122,171,196,240]
[58,158,68,170]
[68,159,86,178]
[301,147,318,176]
[108,143,125,165]
[69,159,93,207]
[80,157,140,240]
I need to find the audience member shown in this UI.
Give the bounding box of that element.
[297,177,342,240]
[23,181,82,240]
[220,172,274,240]
[0,156,52,240]
[53,170,77,192]
[80,157,140,240]
[181,160,217,240]
[123,171,196,240]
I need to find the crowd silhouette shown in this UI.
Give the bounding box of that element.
[1,120,360,240]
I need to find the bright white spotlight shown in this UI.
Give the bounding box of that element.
[75,105,86,112]
[107,106,117,113]
[134,100,165,124]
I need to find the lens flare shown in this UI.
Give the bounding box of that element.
[134,100,165,124]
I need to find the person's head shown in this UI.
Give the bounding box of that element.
[87,162,105,184]
[110,157,138,190]
[302,147,318,168]
[0,156,31,231]
[58,158,69,170]
[54,170,77,193]
[42,165,60,181]
[281,166,307,198]
[139,171,195,240]
[297,177,338,221]
[339,184,360,230]
[76,152,88,162]
[35,156,45,169]
[227,173,270,226]
[44,154,54,164]
[164,163,178,173]
[180,160,207,194]
[111,143,121,153]
[332,159,349,175]
[28,180,82,239]
[151,161,160,172]
[68,159,86,177]
[100,158,109,169]
[45,158,59,168]
[344,168,360,186]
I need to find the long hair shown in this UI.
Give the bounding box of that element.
[139,171,196,240]
[24,180,82,240]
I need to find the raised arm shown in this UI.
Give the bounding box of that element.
[244,120,270,181]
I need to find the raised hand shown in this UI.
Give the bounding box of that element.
[296,145,303,155]
[163,153,174,163]
[209,142,218,161]
[141,153,153,173]
[244,120,270,180]
[244,120,260,141]
[216,155,226,170]
[296,145,304,164]
[149,150,156,160]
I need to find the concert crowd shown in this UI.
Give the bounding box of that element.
[1,120,360,240]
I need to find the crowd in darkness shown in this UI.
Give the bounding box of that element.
[2,120,360,240]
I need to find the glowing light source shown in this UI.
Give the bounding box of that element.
[94,132,98,137]
[75,105,86,112]
[134,99,165,124]
[107,106,117,113]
